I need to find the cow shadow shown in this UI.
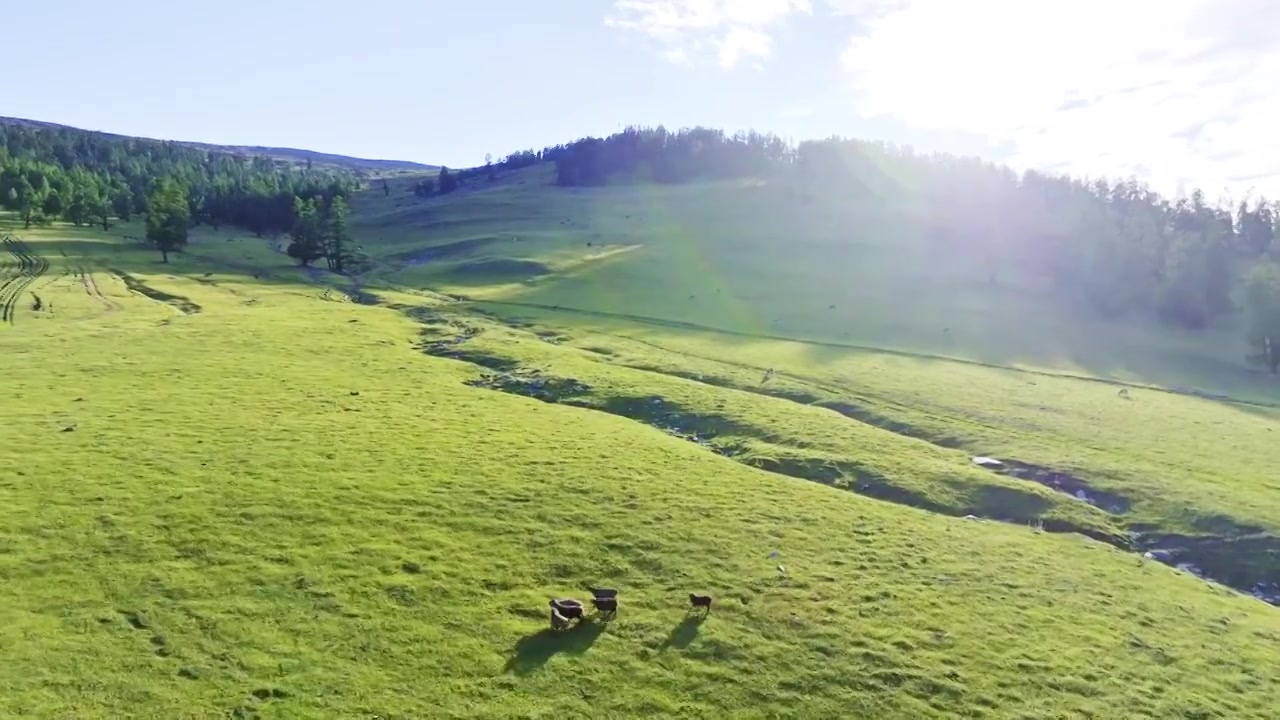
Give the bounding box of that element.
[503,619,606,675]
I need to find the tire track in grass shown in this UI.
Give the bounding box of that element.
[33,262,72,292]
[0,235,49,325]
[28,248,73,295]
[0,252,20,300]
[1,239,34,324]
[0,235,34,302]
[81,264,120,311]
[33,247,76,293]
[57,247,120,312]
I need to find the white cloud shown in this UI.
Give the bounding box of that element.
[609,0,812,68]
[838,0,1280,198]
[718,26,773,67]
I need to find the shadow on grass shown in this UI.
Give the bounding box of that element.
[471,298,1280,412]
[503,620,606,675]
[3,227,327,295]
[661,613,706,651]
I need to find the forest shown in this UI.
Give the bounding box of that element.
[0,122,356,239]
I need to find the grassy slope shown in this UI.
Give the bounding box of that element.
[1,199,1279,717]
[481,312,1280,536]
[350,170,1280,550]
[354,170,1278,403]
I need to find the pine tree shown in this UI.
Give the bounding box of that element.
[1244,262,1280,373]
[65,183,93,226]
[41,189,63,218]
[438,166,458,194]
[16,177,40,229]
[324,196,352,273]
[146,181,191,263]
[286,196,325,267]
[112,188,133,222]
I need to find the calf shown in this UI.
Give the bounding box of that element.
[689,593,713,612]
[592,597,619,618]
[550,607,571,631]
[550,599,585,621]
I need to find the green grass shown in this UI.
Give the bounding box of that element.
[349,169,1280,577]
[356,170,1279,403]
[493,312,1280,532]
[2,189,1280,718]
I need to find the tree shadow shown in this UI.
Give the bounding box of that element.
[660,613,706,651]
[0,218,328,292]
[502,619,606,675]
[478,275,1280,414]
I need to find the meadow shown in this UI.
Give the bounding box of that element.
[353,169,1280,586]
[353,170,1279,403]
[1,165,1279,719]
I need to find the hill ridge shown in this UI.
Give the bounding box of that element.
[0,115,435,173]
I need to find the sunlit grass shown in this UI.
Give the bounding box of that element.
[353,170,1275,402]
[2,202,1279,717]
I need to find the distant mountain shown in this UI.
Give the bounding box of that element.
[0,116,436,174]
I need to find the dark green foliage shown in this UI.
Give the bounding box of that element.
[146,181,190,263]
[1238,197,1275,256]
[0,122,358,237]
[41,189,62,217]
[286,195,353,273]
[13,176,39,228]
[549,126,789,186]
[438,167,458,195]
[498,149,542,172]
[112,188,133,222]
[24,208,50,228]
[65,181,112,231]
[1244,263,1280,373]
[287,197,326,267]
[324,196,352,273]
[411,178,435,197]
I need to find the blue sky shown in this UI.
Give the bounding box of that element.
[8,1,1280,197]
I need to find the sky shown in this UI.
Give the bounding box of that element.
[7,0,1279,198]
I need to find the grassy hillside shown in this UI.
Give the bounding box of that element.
[2,160,1279,718]
[354,169,1278,402]
[347,168,1280,591]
